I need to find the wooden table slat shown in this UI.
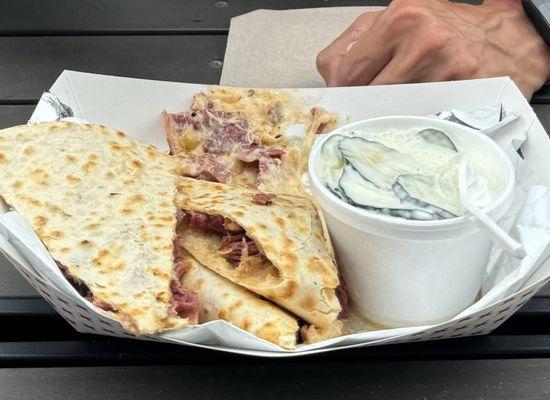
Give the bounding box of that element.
[0,257,39,298]
[0,35,547,104]
[0,1,391,34]
[0,0,548,104]
[3,335,550,368]
[1,358,550,400]
[0,36,226,103]
[0,105,35,129]
[534,86,550,104]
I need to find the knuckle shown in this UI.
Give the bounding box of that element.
[353,12,373,26]
[386,3,427,25]
[316,51,327,70]
[419,24,455,53]
[454,56,479,79]
[316,49,332,75]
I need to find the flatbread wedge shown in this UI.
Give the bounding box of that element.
[178,250,299,349]
[175,177,342,328]
[0,121,196,335]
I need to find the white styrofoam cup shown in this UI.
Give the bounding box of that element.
[309,116,516,327]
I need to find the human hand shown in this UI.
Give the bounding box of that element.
[316,0,550,100]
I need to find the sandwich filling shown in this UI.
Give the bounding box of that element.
[163,87,338,195]
[181,210,280,284]
[188,211,265,267]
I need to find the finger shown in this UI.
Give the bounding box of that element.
[328,11,381,56]
[317,12,381,83]
[331,19,396,86]
[369,56,408,86]
[370,51,469,86]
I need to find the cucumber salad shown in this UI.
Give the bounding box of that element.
[315,128,495,221]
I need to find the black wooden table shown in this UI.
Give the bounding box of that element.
[1,1,550,399]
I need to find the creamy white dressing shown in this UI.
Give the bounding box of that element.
[315,128,496,220]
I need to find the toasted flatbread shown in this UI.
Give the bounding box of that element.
[175,177,342,328]
[0,121,192,335]
[179,250,299,349]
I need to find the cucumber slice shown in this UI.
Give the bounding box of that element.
[417,128,457,151]
[339,164,402,208]
[393,174,457,219]
[319,134,347,198]
[338,165,436,220]
[338,137,423,189]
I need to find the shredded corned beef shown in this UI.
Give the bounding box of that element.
[173,212,187,280]
[194,172,216,182]
[219,233,261,265]
[252,193,276,205]
[164,111,203,154]
[173,236,182,263]
[202,109,252,154]
[188,211,245,234]
[56,261,113,311]
[180,156,232,183]
[188,211,263,266]
[166,106,253,155]
[173,259,187,280]
[233,143,285,178]
[189,212,226,233]
[172,227,200,321]
[176,210,186,226]
[92,298,113,312]
[335,279,349,319]
[169,280,199,322]
[57,261,93,301]
[170,111,202,131]
[165,103,287,190]
[233,143,285,163]
[262,148,285,158]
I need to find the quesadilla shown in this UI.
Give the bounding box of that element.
[175,177,343,329]
[163,87,338,195]
[0,121,198,335]
[0,121,304,348]
[178,249,299,349]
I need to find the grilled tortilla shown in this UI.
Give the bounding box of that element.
[178,250,299,349]
[175,177,342,328]
[0,121,193,335]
